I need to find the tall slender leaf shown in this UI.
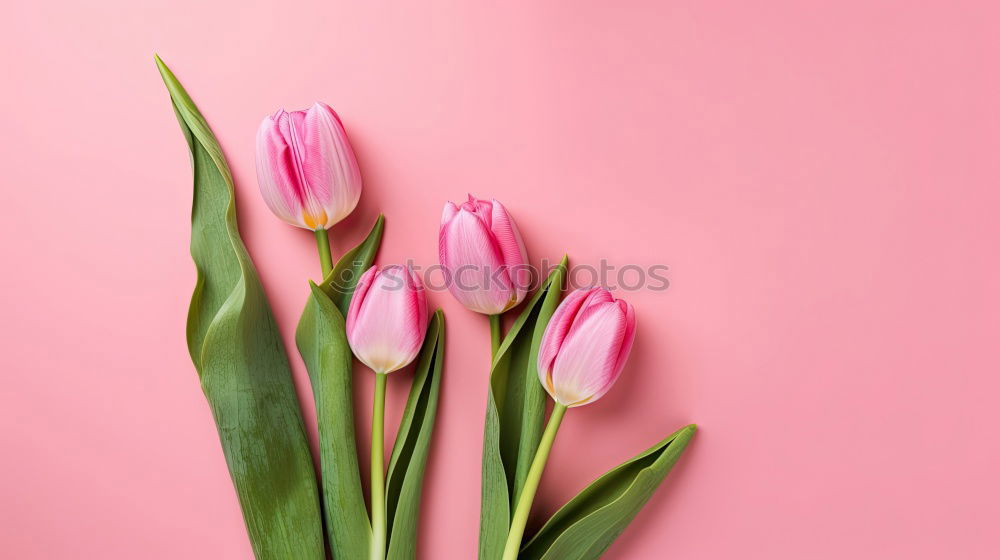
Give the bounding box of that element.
[295,216,384,557]
[480,257,568,560]
[156,55,324,560]
[519,424,698,560]
[385,310,446,560]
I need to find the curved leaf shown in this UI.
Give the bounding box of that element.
[296,284,374,558]
[519,424,698,560]
[295,215,384,557]
[157,55,325,560]
[385,310,446,560]
[322,215,385,315]
[480,257,568,560]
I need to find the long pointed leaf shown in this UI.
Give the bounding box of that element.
[479,257,568,560]
[295,287,371,558]
[385,310,446,560]
[157,55,325,560]
[295,215,385,557]
[519,424,698,560]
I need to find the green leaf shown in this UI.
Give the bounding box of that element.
[519,424,698,560]
[156,55,325,560]
[295,215,384,557]
[295,285,373,558]
[295,216,385,557]
[321,214,385,316]
[385,310,446,560]
[479,257,569,560]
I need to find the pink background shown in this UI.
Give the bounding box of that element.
[3,1,999,558]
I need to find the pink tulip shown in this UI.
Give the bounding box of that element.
[346,265,429,374]
[255,102,362,231]
[439,195,530,315]
[537,288,637,407]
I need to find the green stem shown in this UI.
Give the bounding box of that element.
[501,403,568,560]
[314,228,333,278]
[489,314,502,360]
[370,372,388,560]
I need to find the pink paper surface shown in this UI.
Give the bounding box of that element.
[2,1,998,558]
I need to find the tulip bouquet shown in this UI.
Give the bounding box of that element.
[439,199,696,560]
[157,55,694,560]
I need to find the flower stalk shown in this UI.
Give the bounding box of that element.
[314,228,333,277]
[370,372,388,560]
[501,403,568,560]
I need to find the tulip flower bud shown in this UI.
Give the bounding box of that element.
[439,195,530,315]
[255,102,362,231]
[346,265,429,374]
[537,288,636,407]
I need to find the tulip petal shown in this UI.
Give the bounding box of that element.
[255,103,362,230]
[563,289,615,333]
[464,194,493,219]
[439,209,511,314]
[537,288,594,385]
[549,302,628,406]
[537,288,635,407]
[439,195,531,314]
[489,199,529,304]
[255,115,306,228]
[299,103,362,228]
[410,267,429,336]
[441,201,459,225]
[347,265,428,373]
[346,265,378,335]
[282,110,329,229]
[612,300,637,379]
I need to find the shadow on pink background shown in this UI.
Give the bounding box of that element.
[2,1,998,558]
